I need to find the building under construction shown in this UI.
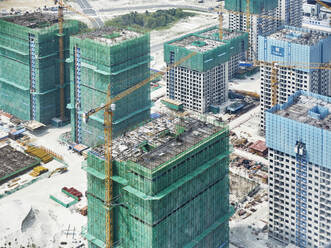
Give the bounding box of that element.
[164,26,248,113]
[258,26,331,131]
[68,27,151,146]
[276,0,303,28]
[225,0,278,61]
[0,13,82,124]
[266,91,331,248]
[82,114,233,248]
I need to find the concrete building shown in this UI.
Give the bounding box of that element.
[68,27,151,146]
[0,13,82,124]
[82,114,233,248]
[266,91,331,248]
[258,26,331,131]
[164,26,248,113]
[225,0,278,61]
[277,0,303,28]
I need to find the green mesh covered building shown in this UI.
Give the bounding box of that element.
[68,28,151,146]
[0,13,82,123]
[82,114,233,248]
[225,0,278,60]
[225,0,277,14]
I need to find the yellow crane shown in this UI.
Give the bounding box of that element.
[56,0,96,121]
[217,0,281,57]
[316,0,331,26]
[219,3,223,40]
[83,52,197,248]
[259,61,331,107]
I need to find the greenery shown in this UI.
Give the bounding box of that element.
[105,8,196,31]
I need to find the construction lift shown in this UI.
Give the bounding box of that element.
[82,52,197,248]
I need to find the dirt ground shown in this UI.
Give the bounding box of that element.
[0,0,54,9]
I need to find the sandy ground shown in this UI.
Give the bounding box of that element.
[229,72,261,95]
[0,0,54,9]
[0,126,88,248]
[150,12,218,70]
[90,0,218,11]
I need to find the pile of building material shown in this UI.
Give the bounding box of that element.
[29,166,48,177]
[25,146,53,163]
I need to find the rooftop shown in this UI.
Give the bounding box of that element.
[2,12,58,29]
[0,145,39,183]
[198,28,244,41]
[169,34,225,53]
[275,93,331,130]
[268,27,329,46]
[92,114,223,170]
[75,27,142,45]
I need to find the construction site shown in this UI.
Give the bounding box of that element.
[68,27,151,146]
[83,114,232,248]
[164,26,248,113]
[1,0,331,247]
[259,25,331,130]
[0,12,83,124]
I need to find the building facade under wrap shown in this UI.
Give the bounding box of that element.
[266,91,331,248]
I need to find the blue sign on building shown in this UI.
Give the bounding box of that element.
[271,46,285,57]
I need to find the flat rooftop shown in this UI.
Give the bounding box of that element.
[275,94,331,130]
[0,145,39,183]
[2,12,58,29]
[92,114,223,169]
[268,27,329,46]
[75,27,142,46]
[169,35,225,53]
[198,28,243,41]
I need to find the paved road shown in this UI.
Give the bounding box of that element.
[74,1,210,29]
[76,0,104,28]
[99,5,208,13]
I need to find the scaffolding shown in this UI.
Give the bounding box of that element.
[266,91,331,247]
[0,13,83,123]
[68,28,151,146]
[82,115,233,248]
[164,26,248,73]
[266,91,331,170]
[224,0,278,15]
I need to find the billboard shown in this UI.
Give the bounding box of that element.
[271,46,285,57]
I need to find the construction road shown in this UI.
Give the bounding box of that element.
[76,0,103,28]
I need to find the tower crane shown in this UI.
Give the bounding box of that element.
[83,52,197,248]
[259,61,331,107]
[55,0,96,121]
[316,0,331,25]
[217,0,282,59]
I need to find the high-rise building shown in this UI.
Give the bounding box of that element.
[258,26,331,131]
[266,90,331,248]
[277,0,303,28]
[82,114,233,248]
[0,13,82,123]
[164,26,248,113]
[225,0,278,61]
[68,27,151,146]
